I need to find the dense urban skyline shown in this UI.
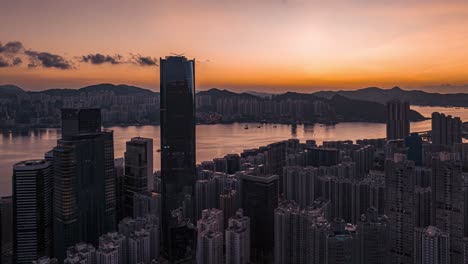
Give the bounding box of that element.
[1,0,468,92]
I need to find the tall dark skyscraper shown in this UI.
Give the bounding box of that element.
[53,108,116,261]
[160,56,196,262]
[386,100,410,140]
[13,160,53,264]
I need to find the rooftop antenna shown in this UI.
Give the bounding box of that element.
[170,53,186,57]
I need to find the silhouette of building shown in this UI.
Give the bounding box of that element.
[13,160,53,264]
[432,152,464,263]
[241,173,278,263]
[357,207,389,264]
[124,137,153,217]
[225,154,241,174]
[128,230,151,264]
[53,108,116,261]
[325,219,359,264]
[160,56,196,262]
[405,133,423,165]
[432,112,462,148]
[1,196,13,264]
[213,157,228,173]
[386,100,410,140]
[225,209,250,264]
[61,108,102,139]
[98,232,127,264]
[196,209,224,264]
[282,166,318,208]
[414,186,432,228]
[413,226,450,264]
[32,257,59,264]
[385,154,415,264]
[64,242,96,264]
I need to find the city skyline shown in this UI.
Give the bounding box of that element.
[2,1,468,92]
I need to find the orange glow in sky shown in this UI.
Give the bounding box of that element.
[1,0,468,92]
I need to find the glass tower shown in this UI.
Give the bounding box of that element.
[160,56,196,262]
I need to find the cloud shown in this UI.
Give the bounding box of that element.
[0,41,24,54]
[25,50,73,69]
[81,53,123,65]
[0,57,9,67]
[12,57,22,65]
[0,56,22,67]
[130,54,158,66]
[0,40,161,69]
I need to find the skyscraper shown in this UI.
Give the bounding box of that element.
[386,100,410,140]
[357,207,389,264]
[385,154,416,264]
[431,112,462,148]
[160,56,196,262]
[13,160,53,264]
[274,200,300,264]
[124,137,154,217]
[53,108,116,260]
[432,152,464,263]
[241,173,279,263]
[61,108,102,139]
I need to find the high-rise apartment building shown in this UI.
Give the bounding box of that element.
[325,219,359,264]
[357,207,389,264]
[13,160,53,264]
[385,154,416,264]
[432,112,462,148]
[432,152,464,263]
[225,209,250,264]
[413,226,450,264]
[386,100,410,140]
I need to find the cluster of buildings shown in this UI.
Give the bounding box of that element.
[0,87,159,127]
[1,56,468,264]
[196,93,333,123]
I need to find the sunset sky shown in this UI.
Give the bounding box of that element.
[1,0,468,93]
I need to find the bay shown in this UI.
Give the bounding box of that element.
[0,106,466,196]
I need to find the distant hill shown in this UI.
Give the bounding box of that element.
[313,87,468,107]
[0,85,25,95]
[30,83,157,96]
[199,88,425,122]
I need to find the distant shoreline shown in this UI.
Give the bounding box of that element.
[0,118,435,132]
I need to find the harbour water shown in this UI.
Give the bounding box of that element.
[0,105,466,196]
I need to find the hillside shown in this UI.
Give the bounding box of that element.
[313,87,468,107]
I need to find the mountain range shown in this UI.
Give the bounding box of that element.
[2,83,468,123]
[313,86,468,107]
[1,84,467,107]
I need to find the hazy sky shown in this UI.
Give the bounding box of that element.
[1,0,468,93]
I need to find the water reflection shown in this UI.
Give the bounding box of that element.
[0,106,466,196]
